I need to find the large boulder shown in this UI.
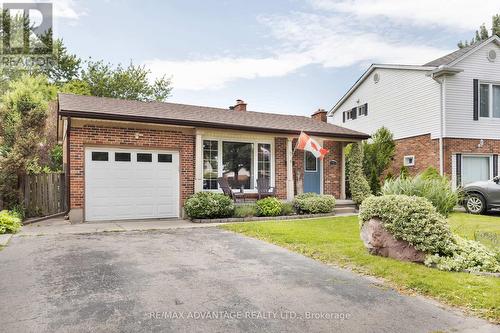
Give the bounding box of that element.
[360,217,426,263]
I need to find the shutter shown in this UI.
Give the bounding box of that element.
[494,154,499,177]
[351,107,357,120]
[343,111,346,123]
[473,79,479,121]
[364,103,368,116]
[456,154,462,187]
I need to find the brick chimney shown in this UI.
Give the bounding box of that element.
[311,108,327,122]
[232,99,247,112]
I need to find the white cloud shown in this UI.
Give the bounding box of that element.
[309,0,500,30]
[145,4,454,91]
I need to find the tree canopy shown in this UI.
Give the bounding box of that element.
[458,14,500,48]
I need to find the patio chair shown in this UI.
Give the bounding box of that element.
[217,177,245,203]
[257,178,276,200]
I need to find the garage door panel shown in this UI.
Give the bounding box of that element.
[85,148,180,221]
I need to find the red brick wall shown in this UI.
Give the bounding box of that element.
[443,138,500,176]
[274,137,288,199]
[69,125,195,210]
[323,140,342,198]
[391,134,439,176]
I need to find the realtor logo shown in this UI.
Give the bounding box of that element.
[1,2,53,55]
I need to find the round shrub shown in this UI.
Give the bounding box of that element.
[280,202,295,216]
[0,210,22,234]
[359,195,455,254]
[256,197,282,217]
[184,192,234,219]
[359,195,500,272]
[293,193,336,214]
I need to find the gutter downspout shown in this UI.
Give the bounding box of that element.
[432,75,446,176]
[65,117,71,215]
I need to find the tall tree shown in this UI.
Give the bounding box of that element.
[347,143,371,205]
[363,127,396,194]
[0,75,56,207]
[458,14,500,48]
[79,60,172,101]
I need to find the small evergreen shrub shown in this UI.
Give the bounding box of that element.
[280,202,295,216]
[381,175,461,217]
[359,195,499,272]
[0,210,22,234]
[347,143,371,205]
[233,204,257,218]
[359,195,455,254]
[420,167,441,180]
[184,192,234,219]
[293,193,336,214]
[256,197,282,217]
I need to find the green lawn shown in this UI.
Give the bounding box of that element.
[221,212,500,322]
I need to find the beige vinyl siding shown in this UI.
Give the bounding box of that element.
[445,43,500,139]
[330,68,441,140]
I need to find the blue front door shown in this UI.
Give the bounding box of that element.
[303,151,321,194]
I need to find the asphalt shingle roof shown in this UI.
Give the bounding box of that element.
[58,93,369,139]
[423,43,477,67]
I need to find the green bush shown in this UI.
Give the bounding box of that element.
[0,210,22,234]
[184,192,234,219]
[280,202,295,216]
[425,237,500,272]
[359,195,455,254]
[381,175,461,217]
[347,143,371,205]
[360,195,499,272]
[233,204,257,218]
[256,197,282,217]
[420,167,441,180]
[293,193,336,214]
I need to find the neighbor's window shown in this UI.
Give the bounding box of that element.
[203,140,218,190]
[480,84,490,117]
[92,152,108,161]
[305,151,317,171]
[480,83,500,118]
[258,143,271,182]
[223,141,254,190]
[403,155,415,166]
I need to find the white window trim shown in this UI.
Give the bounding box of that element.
[403,155,415,167]
[202,136,275,193]
[479,81,500,119]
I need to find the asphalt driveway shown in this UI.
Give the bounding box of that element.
[0,227,497,333]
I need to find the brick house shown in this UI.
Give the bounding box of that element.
[57,94,368,223]
[329,35,500,189]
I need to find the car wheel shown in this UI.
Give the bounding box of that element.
[465,193,486,215]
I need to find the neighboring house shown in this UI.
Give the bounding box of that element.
[57,94,368,223]
[329,35,500,188]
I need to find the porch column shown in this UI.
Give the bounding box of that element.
[341,142,346,200]
[194,132,203,193]
[286,137,294,201]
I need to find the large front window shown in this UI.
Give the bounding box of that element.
[202,139,272,191]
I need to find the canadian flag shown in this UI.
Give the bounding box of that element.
[296,132,329,159]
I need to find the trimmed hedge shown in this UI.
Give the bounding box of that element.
[359,195,499,272]
[184,192,234,219]
[256,197,282,217]
[0,210,22,234]
[293,193,336,214]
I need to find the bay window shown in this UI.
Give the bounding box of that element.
[202,139,273,191]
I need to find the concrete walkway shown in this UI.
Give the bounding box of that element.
[19,217,215,236]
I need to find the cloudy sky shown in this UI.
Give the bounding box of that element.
[47,0,500,115]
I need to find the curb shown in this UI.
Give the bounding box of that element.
[191,212,338,223]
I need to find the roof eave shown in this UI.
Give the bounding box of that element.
[448,35,500,67]
[59,109,370,140]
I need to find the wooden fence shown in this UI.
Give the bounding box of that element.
[23,173,66,217]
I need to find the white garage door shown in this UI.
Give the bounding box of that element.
[85,148,180,221]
